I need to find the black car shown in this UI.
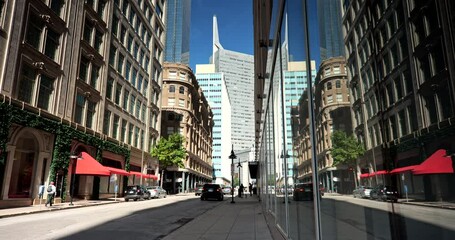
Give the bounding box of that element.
[200,183,224,201]
[370,185,399,202]
[124,185,149,201]
[293,183,314,201]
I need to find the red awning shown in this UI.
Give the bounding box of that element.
[105,167,130,176]
[129,171,159,180]
[369,170,388,176]
[390,165,417,174]
[76,152,111,176]
[412,149,454,175]
[360,173,370,178]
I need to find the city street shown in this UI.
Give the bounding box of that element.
[0,195,222,240]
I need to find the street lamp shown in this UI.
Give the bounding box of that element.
[229,144,237,204]
[237,158,242,193]
[69,154,83,206]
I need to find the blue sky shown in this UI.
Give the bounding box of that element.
[189,0,320,71]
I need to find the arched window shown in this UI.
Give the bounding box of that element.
[179,86,185,94]
[327,82,332,90]
[336,80,341,88]
[169,85,175,92]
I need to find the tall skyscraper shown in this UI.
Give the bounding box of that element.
[317,0,344,60]
[164,0,191,65]
[211,16,255,152]
[196,64,232,182]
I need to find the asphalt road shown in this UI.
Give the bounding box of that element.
[0,195,223,240]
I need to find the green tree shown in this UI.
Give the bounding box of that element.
[331,130,365,166]
[151,133,186,169]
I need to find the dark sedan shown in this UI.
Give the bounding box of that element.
[370,185,399,202]
[200,183,224,201]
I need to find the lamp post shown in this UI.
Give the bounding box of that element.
[229,144,237,204]
[69,154,83,206]
[237,158,242,190]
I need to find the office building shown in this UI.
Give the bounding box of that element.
[317,0,344,60]
[164,0,191,65]
[211,15,255,152]
[196,64,232,183]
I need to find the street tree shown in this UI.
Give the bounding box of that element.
[151,133,186,187]
[331,130,365,166]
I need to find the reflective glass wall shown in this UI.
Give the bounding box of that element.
[254,0,455,239]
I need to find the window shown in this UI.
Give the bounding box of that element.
[79,56,89,81]
[167,127,174,135]
[90,65,100,88]
[135,101,140,118]
[130,95,135,114]
[121,119,127,142]
[326,82,332,90]
[117,54,124,74]
[336,80,341,88]
[106,78,113,100]
[179,99,185,107]
[17,64,55,111]
[112,15,119,36]
[115,83,121,105]
[109,45,116,66]
[103,110,111,134]
[333,66,341,74]
[327,95,333,103]
[169,85,175,92]
[74,93,85,124]
[123,90,129,110]
[113,115,120,139]
[168,98,175,106]
[86,101,96,128]
[25,13,61,61]
[179,86,185,94]
[49,0,65,17]
[336,93,343,102]
[128,123,133,145]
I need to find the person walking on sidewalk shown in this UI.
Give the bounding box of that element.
[45,182,56,207]
[238,184,244,198]
[249,183,253,196]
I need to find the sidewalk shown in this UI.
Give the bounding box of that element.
[0,198,121,218]
[163,194,278,240]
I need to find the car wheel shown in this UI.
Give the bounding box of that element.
[125,199,129,202]
[134,198,138,201]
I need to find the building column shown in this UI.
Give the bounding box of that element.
[181,171,186,193]
[330,170,335,193]
[1,146,16,200]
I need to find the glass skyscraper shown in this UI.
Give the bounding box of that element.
[164,0,191,65]
[317,0,344,60]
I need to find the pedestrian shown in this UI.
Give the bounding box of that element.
[45,181,56,207]
[249,183,253,196]
[239,184,244,198]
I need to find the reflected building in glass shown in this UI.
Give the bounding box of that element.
[254,0,455,239]
[317,0,344,60]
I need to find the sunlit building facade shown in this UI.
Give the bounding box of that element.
[161,63,213,194]
[0,0,166,207]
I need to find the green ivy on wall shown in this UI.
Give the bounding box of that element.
[0,102,130,200]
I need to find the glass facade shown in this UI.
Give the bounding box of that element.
[164,0,191,65]
[254,0,455,239]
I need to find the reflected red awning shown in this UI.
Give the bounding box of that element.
[390,165,417,174]
[76,152,111,176]
[105,167,130,176]
[369,170,388,176]
[413,149,454,175]
[360,173,370,178]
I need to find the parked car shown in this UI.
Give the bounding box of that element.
[353,186,373,198]
[200,183,224,201]
[195,185,203,196]
[222,186,232,195]
[146,186,167,199]
[370,185,399,202]
[124,185,149,201]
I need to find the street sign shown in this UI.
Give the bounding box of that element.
[110,174,117,182]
